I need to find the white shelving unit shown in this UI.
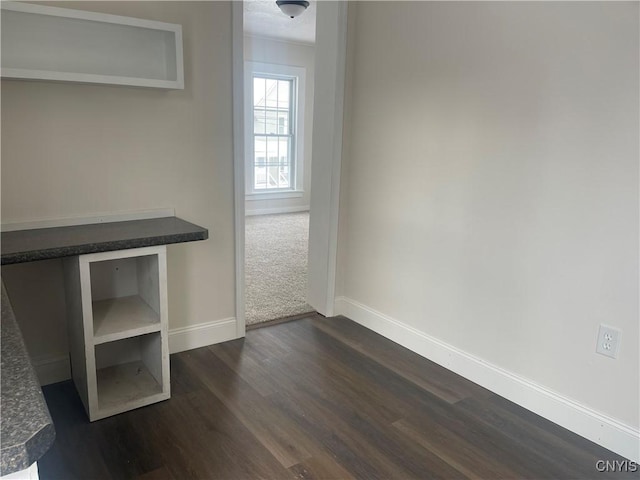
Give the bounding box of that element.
[64,246,170,421]
[1,2,184,89]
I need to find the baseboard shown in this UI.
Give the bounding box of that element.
[32,354,71,386]
[245,205,309,216]
[33,318,239,386]
[168,317,238,354]
[334,296,640,462]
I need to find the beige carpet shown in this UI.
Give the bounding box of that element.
[245,212,314,325]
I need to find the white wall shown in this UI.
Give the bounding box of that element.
[244,35,314,216]
[1,1,237,374]
[337,1,639,456]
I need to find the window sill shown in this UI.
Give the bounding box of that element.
[246,190,304,201]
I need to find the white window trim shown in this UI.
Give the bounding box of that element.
[245,190,303,201]
[244,61,306,197]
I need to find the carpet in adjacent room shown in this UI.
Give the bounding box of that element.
[245,212,314,325]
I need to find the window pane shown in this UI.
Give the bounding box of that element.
[253,107,266,134]
[277,80,290,109]
[279,138,289,166]
[254,136,267,162]
[266,136,279,165]
[254,164,266,189]
[251,74,296,191]
[254,136,266,190]
[253,77,266,107]
[265,165,276,188]
[265,79,278,108]
[265,109,279,135]
[277,111,289,134]
[279,165,290,189]
[255,163,266,189]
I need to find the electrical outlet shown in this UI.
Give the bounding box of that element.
[596,324,621,359]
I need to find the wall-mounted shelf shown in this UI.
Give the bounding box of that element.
[0,2,184,89]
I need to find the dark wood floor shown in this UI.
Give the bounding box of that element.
[39,315,636,480]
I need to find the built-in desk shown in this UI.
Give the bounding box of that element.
[0,216,208,473]
[1,216,208,265]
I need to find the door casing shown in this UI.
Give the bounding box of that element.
[232,1,349,334]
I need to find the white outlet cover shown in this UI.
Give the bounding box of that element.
[596,324,621,359]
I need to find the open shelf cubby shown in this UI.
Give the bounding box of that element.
[64,245,170,421]
[95,333,167,419]
[90,254,162,344]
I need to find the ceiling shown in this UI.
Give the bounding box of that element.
[243,0,316,45]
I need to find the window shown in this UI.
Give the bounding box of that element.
[245,62,306,196]
[252,76,294,190]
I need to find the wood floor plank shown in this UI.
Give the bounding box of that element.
[392,418,522,480]
[390,390,564,479]
[179,347,314,469]
[313,315,491,403]
[212,320,468,478]
[268,387,467,480]
[37,382,116,480]
[168,346,207,398]
[288,455,357,480]
[209,337,288,397]
[255,323,499,479]
[207,339,403,478]
[136,466,175,480]
[39,315,637,480]
[94,414,163,479]
[266,319,636,480]
[128,372,295,479]
[256,324,407,425]
[455,394,636,480]
[485,392,628,460]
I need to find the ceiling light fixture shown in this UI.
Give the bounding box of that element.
[276,0,309,19]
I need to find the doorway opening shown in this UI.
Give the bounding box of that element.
[242,0,317,327]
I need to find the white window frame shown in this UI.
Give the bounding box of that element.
[244,61,306,198]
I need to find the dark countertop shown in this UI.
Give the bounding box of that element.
[1,282,56,476]
[1,216,208,265]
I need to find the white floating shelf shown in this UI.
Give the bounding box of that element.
[1,2,184,89]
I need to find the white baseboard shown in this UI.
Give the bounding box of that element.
[33,354,71,386]
[34,318,239,385]
[168,317,238,354]
[334,296,640,462]
[245,205,309,216]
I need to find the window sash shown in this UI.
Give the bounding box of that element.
[251,74,296,192]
